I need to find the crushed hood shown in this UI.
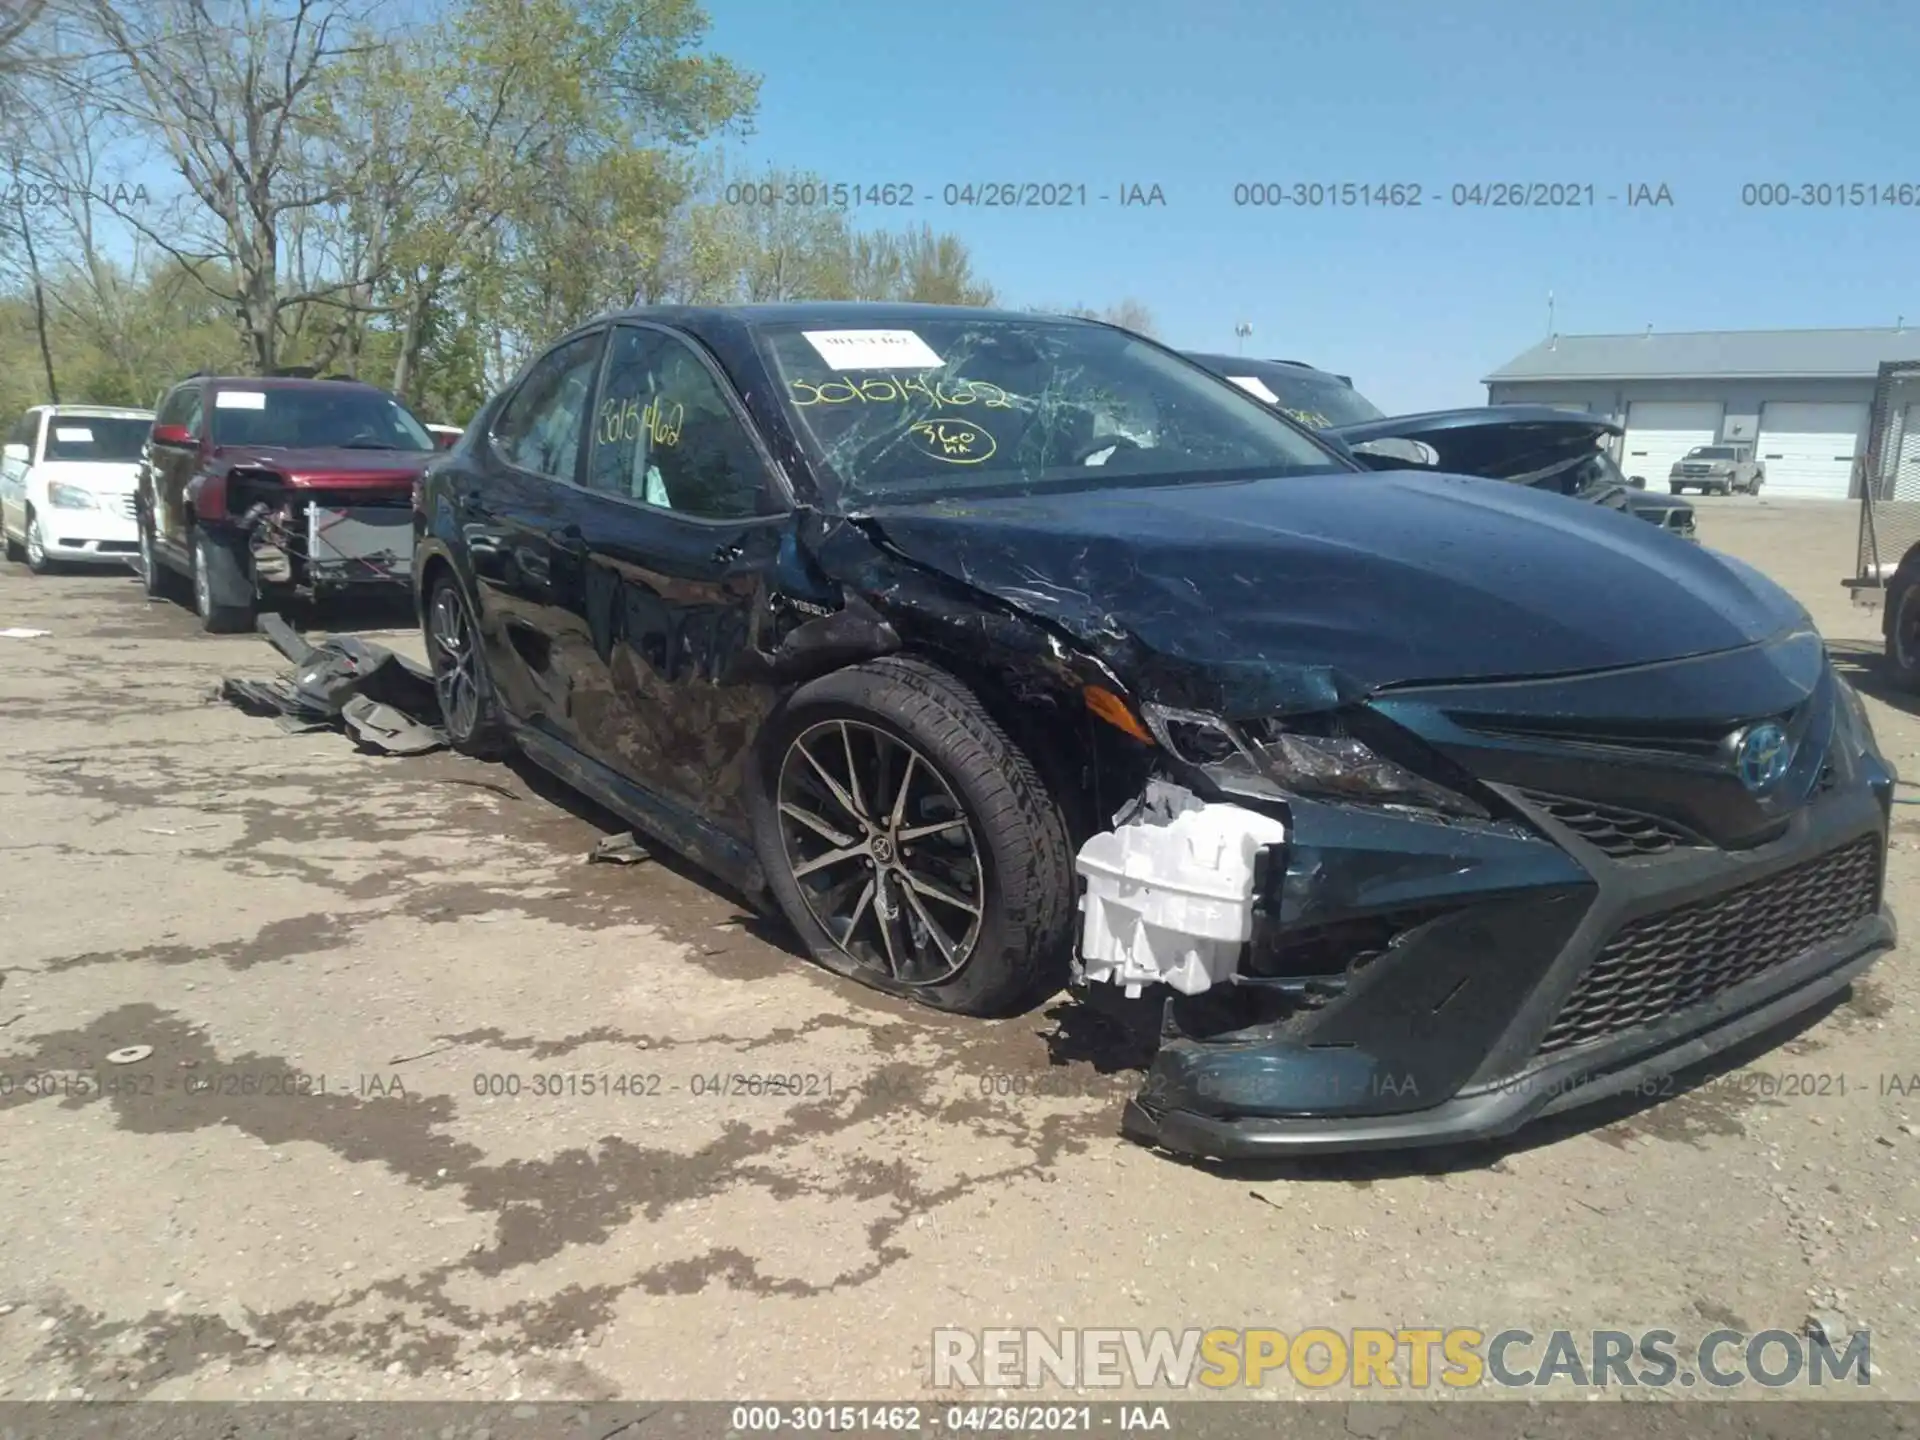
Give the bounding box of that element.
[859,470,1805,715]
[1325,407,1618,482]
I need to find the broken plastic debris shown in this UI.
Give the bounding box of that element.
[0,628,51,639]
[106,1046,154,1065]
[589,832,653,866]
[341,695,446,755]
[1076,797,1287,997]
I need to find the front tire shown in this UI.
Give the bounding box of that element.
[1888,567,1920,692]
[748,656,1075,1017]
[23,509,55,574]
[1669,483,1684,495]
[192,529,256,633]
[423,573,511,758]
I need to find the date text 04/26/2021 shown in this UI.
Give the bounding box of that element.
[727,1405,1169,1432]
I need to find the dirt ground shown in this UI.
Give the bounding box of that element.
[0,495,1915,1404]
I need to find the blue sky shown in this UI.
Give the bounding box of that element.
[702,0,1920,413]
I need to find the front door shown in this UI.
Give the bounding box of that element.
[560,323,792,829]
[0,409,39,539]
[147,385,203,552]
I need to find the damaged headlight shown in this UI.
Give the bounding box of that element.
[1142,704,1487,818]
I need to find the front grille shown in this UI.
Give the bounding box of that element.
[1535,836,1881,1055]
[1519,789,1703,858]
[117,494,137,519]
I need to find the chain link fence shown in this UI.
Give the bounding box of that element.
[1851,360,1920,598]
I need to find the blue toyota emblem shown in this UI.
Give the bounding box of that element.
[1736,721,1794,793]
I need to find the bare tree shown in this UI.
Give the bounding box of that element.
[67,0,378,373]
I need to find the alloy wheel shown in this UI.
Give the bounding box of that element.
[25,517,45,568]
[427,584,482,739]
[775,718,984,986]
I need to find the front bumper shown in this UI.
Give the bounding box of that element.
[41,492,139,563]
[1118,657,1896,1160]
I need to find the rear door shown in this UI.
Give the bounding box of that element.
[464,328,607,728]
[558,322,792,828]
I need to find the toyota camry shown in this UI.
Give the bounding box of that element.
[412,303,1894,1160]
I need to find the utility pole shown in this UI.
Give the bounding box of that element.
[1547,290,1555,336]
[1234,322,1252,355]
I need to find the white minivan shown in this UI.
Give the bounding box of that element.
[0,403,155,573]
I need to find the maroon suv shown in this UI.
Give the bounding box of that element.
[135,374,440,632]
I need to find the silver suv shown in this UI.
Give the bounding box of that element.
[1669,443,1763,496]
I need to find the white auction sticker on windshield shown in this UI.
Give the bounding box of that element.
[1227,375,1281,405]
[215,391,267,410]
[53,427,94,442]
[802,330,945,371]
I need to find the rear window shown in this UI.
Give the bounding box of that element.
[42,416,153,462]
[208,386,434,451]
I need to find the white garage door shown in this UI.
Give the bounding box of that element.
[1757,401,1868,499]
[1622,401,1722,487]
[1892,404,1920,500]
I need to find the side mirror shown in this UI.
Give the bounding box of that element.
[150,423,194,448]
[1628,475,1646,489]
[2,442,27,463]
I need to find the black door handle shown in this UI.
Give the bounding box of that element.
[712,540,745,564]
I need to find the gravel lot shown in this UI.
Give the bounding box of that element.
[0,495,1914,1404]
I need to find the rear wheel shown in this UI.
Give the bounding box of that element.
[191,529,255,633]
[748,656,1075,1017]
[423,573,511,757]
[3,501,22,562]
[1887,566,1920,692]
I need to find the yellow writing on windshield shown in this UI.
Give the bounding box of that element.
[790,374,1012,409]
[908,419,996,463]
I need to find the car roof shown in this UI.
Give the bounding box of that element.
[564,301,1109,351]
[172,375,391,394]
[35,404,154,418]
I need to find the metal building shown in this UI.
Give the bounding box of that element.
[1483,327,1920,500]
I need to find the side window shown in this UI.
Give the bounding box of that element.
[156,387,198,432]
[182,392,204,439]
[585,326,773,520]
[492,333,606,482]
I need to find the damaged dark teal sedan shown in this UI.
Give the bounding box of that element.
[412,303,1895,1161]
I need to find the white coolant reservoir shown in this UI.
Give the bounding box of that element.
[1075,802,1288,997]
